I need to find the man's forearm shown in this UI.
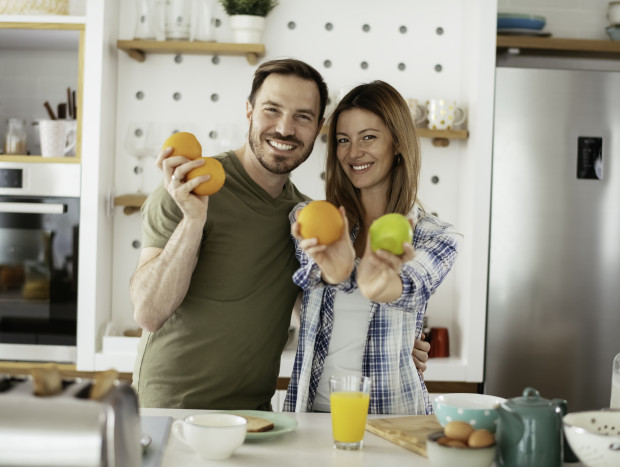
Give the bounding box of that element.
[130,216,205,331]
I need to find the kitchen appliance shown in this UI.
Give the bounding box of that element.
[485,65,620,412]
[0,374,141,466]
[0,162,80,362]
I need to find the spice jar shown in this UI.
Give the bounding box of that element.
[4,118,28,155]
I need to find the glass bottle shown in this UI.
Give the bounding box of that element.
[4,118,28,155]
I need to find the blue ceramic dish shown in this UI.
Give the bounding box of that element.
[432,393,506,433]
[606,25,620,41]
[498,13,546,31]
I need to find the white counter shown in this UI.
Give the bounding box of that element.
[141,408,585,467]
[142,408,433,467]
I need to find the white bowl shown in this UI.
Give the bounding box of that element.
[563,410,620,467]
[432,393,506,433]
[426,430,496,467]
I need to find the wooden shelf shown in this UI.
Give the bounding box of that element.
[114,193,148,215]
[0,155,80,163]
[497,36,620,60]
[117,39,265,65]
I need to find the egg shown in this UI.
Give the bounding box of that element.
[444,420,475,442]
[446,439,468,448]
[468,429,495,448]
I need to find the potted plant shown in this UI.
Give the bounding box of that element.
[218,0,279,43]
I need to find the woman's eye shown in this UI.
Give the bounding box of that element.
[337,137,349,144]
[362,134,376,141]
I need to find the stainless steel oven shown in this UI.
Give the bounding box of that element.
[0,162,80,362]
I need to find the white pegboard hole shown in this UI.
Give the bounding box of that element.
[173,92,182,101]
[174,54,183,64]
[323,59,332,68]
[399,25,407,34]
[210,93,219,102]
[212,56,220,65]
[436,27,444,35]
[431,176,440,184]
[288,21,296,30]
[398,63,406,71]
[435,64,443,72]
[132,240,141,249]
[325,22,333,31]
[135,91,144,100]
[362,24,371,32]
[360,61,369,70]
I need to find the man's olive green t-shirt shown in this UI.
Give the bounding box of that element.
[133,151,309,409]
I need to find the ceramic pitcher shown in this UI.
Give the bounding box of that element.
[496,387,565,467]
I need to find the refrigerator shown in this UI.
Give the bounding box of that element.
[484,66,620,412]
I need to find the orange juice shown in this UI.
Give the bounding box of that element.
[330,391,370,443]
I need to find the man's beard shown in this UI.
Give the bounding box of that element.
[248,118,315,175]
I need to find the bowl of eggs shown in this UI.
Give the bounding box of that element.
[426,421,496,467]
[432,393,506,433]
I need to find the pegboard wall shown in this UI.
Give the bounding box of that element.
[110,0,475,338]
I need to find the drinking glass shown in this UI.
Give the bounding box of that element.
[611,353,620,409]
[124,121,152,193]
[329,375,371,450]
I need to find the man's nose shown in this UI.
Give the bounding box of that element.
[275,114,295,137]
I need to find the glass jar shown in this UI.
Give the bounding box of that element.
[611,352,620,409]
[4,118,28,155]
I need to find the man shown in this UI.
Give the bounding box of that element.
[130,59,429,410]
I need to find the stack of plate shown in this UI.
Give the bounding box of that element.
[498,13,551,37]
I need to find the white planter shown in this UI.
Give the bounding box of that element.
[229,14,265,43]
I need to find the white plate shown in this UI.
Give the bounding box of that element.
[498,28,551,37]
[221,410,298,440]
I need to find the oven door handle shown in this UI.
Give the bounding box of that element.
[0,202,67,214]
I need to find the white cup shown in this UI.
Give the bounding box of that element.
[427,99,466,130]
[39,120,77,157]
[608,1,620,25]
[406,98,429,127]
[171,413,247,460]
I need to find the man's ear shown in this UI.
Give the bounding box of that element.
[246,101,253,121]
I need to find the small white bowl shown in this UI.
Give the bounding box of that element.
[563,410,620,467]
[426,431,496,467]
[432,393,506,433]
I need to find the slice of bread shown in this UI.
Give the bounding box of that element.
[242,415,275,433]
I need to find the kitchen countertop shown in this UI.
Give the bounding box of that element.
[141,408,585,467]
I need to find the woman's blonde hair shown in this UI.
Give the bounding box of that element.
[325,80,421,228]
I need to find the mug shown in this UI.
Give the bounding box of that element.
[608,1,620,25]
[39,120,77,157]
[171,413,247,460]
[428,327,449,358]
[427,99,466,130]
[406,98,429,127]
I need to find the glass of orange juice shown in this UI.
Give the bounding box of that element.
[329,375,371,450]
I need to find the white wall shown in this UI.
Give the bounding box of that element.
[95,0,497,383]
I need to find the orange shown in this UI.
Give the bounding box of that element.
[297,200,344,245]
[162,131,202,160]
[186,157,226,196]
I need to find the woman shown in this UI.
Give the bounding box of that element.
[283,81,462,415]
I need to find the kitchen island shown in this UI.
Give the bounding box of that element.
[141,408,584,467]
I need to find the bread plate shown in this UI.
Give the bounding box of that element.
[221,410,298,440]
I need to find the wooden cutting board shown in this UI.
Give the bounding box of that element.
[365,415,443,457]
